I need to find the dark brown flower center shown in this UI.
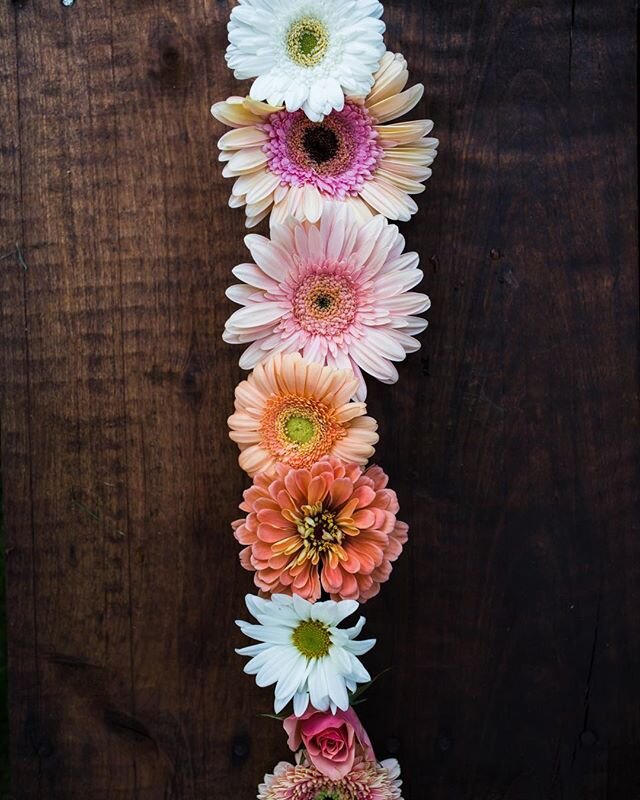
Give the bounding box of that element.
[314,293,333,311]
[303,126,340,164]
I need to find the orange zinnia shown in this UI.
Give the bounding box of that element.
[233,456,408,602]
[228,353,378,478]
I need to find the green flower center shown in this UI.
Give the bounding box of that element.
[285,415,316,445]
[292,619,332,659]
[286,17,329,67]
[314,793,341,800]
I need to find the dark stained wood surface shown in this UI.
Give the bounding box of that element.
[1,1,638,798]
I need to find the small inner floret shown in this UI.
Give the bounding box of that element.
[292,619,332,658]
[286,18,329,67]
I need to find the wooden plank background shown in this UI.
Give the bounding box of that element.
[1,1,638,798]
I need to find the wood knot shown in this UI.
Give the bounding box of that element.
[231,734,250,764]
[180,360,204,405]
[148,22,189,89]
[180,336,205,406]
[161,46,180,69]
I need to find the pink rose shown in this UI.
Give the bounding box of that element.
[283,707,376,780]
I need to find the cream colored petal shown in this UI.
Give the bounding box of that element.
[381,146,437,164]
[286,185,306,220]
[375,168,428,194]
[378,158,433,179]
[273,184,289,204]
[229,193,247,208]
[359,179,418,222]
[302,184,323,223]
[375,120,434,147]
[218,126,269,150]
[211,98,264,128]
[245,171,281,206]
[344,195,375,225]
[243,97,283,117]
[366,52,409,106]
[367,84,424,124]
[227,148,269,176]
[246,205,272,229]
[246,193,275,219]
[270,198,292,227]
[233,171,269,198]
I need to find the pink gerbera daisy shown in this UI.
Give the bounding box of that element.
[211,52,438,228]
[224,205,430,399]
[228,353,378,478]
[258,754,404,800]
[233,457,408,602]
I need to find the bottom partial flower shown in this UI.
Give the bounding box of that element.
[258,753,403,800]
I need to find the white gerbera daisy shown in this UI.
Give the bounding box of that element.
[236,593,375,715]
[226,0,386,122]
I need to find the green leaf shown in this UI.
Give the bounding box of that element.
[349,667,392,704]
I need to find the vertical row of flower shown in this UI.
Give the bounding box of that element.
[211,1,438,796]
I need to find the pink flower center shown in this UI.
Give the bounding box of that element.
[317,729,347,757]
[262,102,383,199]
[292,273,357,336]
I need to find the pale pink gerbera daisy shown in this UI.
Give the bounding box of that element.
[258,754,404,800]
[233,457,408,602]
[211,52,438,228]
[224,205,430,399]
[228,353,378,478]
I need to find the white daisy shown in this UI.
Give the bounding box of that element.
[235,593,375,715]
[226,0,386,122]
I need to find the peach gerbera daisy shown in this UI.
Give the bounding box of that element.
[228,353,378,478]
[211,52,438,228]
[224,205,429,400]
[233,457,408,602]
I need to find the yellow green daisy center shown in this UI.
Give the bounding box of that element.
[292,619,332,659]
[261,393,347,470]
[285,415,316,445]
[286,17,329,67]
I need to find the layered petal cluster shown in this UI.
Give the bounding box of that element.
[219,7,430,796]
[224,207,430,399]
[236,594,375,715]
[258,754,404,800]
[212,52,438,227]
[233,457,408,602]
[284,707,376,780]
[228,352,379,477]
[226,0,386,122]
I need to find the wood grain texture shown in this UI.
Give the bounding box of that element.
[1,1,637,798]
